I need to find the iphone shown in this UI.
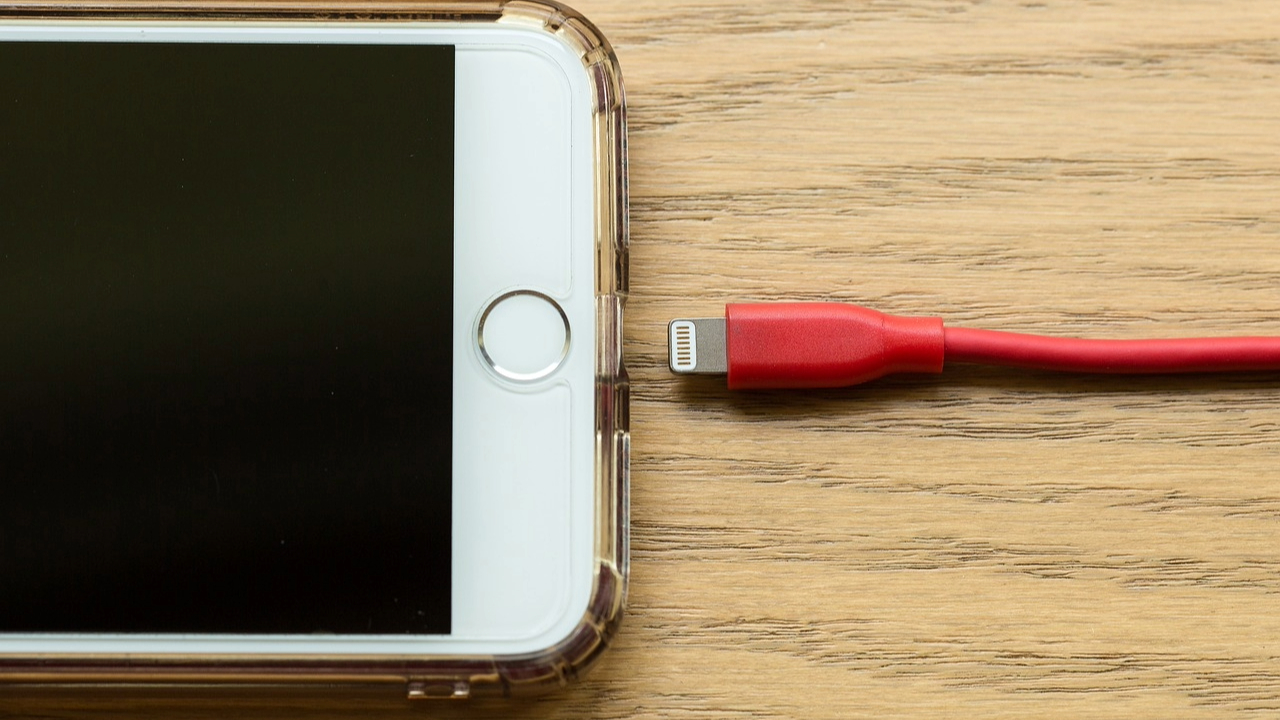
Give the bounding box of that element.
[0,0,627,699]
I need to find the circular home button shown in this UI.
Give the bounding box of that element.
[478,290,570,382]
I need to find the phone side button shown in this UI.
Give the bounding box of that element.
[407,678,470,700]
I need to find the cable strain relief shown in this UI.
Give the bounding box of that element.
[882,314,945,375]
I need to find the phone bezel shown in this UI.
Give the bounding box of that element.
[0,21,598,658]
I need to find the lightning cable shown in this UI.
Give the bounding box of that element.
[669,303,1280,389]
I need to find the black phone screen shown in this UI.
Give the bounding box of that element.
[0,42,454,634]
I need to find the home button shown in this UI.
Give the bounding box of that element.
[477,290,570,382]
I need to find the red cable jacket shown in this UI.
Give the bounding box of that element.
[944,327,1280,373]
[720,302,1280,389]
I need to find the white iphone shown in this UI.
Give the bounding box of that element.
[0,1,627,699]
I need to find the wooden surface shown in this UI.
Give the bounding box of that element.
[7,0,1280,718]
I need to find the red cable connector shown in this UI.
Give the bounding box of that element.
[668,303,1280,390]
[724,303,944,389]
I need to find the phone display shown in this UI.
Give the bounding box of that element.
[0,42,456,635]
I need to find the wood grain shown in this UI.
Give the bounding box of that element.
[5,0,1280,717]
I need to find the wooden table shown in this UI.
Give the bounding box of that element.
[8,0,1280,717]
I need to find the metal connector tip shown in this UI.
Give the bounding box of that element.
[668,318,727,374]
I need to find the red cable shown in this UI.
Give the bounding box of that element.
[719,303,1280,389]
[944,327,1280,374]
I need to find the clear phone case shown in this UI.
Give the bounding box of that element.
[0,0,628,699]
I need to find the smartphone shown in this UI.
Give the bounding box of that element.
[0,1,628,699]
